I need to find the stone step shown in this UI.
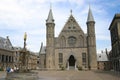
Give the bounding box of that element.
[69,66,75,70]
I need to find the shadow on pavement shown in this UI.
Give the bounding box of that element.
[0,78,5,80]
[94,70,120,78]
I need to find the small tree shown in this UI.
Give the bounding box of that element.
[61,65,65,70]
[0,67,3,71]
[77,66,82,71]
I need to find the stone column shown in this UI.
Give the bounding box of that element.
[75,61,77,70]
[4,55,6,62]
[119,59,120,71]
[67,61,69,70]
[10,56,12,62]
[8,56,9,63]
[6,56,8,63]
[0,55,1,62]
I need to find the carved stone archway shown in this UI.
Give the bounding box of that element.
[69,55,75,67]
[67,55,77,70]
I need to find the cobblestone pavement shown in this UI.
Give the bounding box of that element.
[0,70,120,80]
[0,71,6,80]
[37,70,120,80]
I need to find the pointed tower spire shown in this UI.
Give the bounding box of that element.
[39,42,43,55]
[46,4,55,69]
[70,9,72,15]
[86,5,97,70]
[46,5,54,23]
[87,6,94,22]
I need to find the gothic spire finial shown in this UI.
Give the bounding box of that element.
[46,5,54,23]
[50,3,52,9]
[89,3,90,9]
[87,5,94,23]
[39,42,43,54]
[70,9,72,15]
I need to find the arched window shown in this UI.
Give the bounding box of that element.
[79,35,84,47]
[82,53,86,65]
[60,36,66,47]
[59,53,63,64]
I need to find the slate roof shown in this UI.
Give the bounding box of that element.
[13,47,22,51]
[97,52,109,61]
[46,8,54,23]
[0,36,13,50]
[39,46,46,54]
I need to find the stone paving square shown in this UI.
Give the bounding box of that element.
[36,70,120,80]
[0,70,120,80]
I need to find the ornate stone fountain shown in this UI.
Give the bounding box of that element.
[19,32,29,72]
[6,32,39,80]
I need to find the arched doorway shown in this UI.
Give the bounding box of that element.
[68,55,76,69]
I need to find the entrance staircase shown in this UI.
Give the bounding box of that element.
[69,66,75,70]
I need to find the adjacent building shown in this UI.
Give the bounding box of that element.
[39,46,46,69]
[13,47,22,70]
[28,51,38,70]
[0,36,14,70]
[97,49,111,70]
[109,14,120,71]
[39,7,97,70]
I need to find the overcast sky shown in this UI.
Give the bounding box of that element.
[0,0,120,53]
